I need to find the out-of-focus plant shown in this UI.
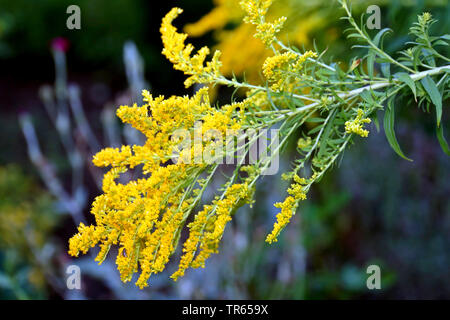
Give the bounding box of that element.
[66,0,449,289]
[0,165,60,299]
[183,0,449,84]
[183,0,348,83]
[19,39,148,224]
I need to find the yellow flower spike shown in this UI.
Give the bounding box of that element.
[240,0,272,24]
[160,8,222,88]
[292,50,317,70]
[262,50,317,91]
[171,208,209,281]
[266,175,307,243]
[240,0,286,46]
[265,196,296,244]
[93,146,133,168]
[255,17,286,46]
[68,223,102,257]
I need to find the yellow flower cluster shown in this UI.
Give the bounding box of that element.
[68,82,254,288]
[240,0,271,23]
[161,8,222,88]
[172,182,254,280]
[68,1,348,288]
[297,136,312,150]
[345,109,372,137]
[254,17,287,46]
[68,223,101,257]
[266,175,307,243]
[262,50,317,91]
[240,0,286,46]
[262,52,296,78]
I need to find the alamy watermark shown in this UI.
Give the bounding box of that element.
[366,264,381,290]
[66,264,81,290]
[170,122,280,175]
[66,5,81,30]
[366,5,381,30]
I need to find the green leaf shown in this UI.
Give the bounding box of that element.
[396,72,417,101]
[383,97,412,161]
[433,40,449,47]
[306,117,326,123]
[308,124,324,135]
[372,110,380,132]
[381,63,390,78]
[420,75,442,126]
[373,28,392,47]
[360,89,374,104]
[436,124,450,156]
[317,110,337,158]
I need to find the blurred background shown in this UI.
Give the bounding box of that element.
[0,0,449,299]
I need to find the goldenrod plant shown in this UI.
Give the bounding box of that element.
[68,0,449,288]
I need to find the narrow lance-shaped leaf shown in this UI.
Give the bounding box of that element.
[383,96,412,161]
[373,28,392,47]
[396,72,417,101]
[436,124,450,156]
[420,75,443,126]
